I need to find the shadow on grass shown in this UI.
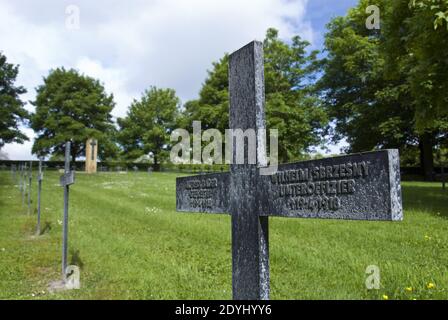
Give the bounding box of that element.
[402,184,448,218]
[70,249,84,269]
[39,221,52,235]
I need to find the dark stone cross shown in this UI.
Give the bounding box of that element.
[59,142,75,280]
[90,139,97,161]
[175,41,403,300]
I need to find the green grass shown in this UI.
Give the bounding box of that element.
[0,170,447,300]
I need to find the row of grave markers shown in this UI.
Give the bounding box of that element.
[10,151,72,284]
[8,143,153,287]
[4,41,404,299]
[11,161,44,235]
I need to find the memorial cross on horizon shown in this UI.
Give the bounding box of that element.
[90,139,97,161]
[175,41,403,300]
[85,138,98,174]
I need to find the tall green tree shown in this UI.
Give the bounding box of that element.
[383,0,448,131]
[0,52,29,148]
[382,0,448,178]
[31,68,116,161]
[117,87,180,168]
[318,0,448,180]
[181,28,328,163]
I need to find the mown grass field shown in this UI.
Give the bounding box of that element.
[0,170,447,300]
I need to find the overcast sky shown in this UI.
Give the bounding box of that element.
[1,0,357,160]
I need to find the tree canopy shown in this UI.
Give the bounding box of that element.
[117,87,180,167]
[30,68,117,161]
[181,28,328,163]
[318,0,448,180]
[0,52,29,148]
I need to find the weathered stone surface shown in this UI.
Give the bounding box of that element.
[85,138,97,174]
[176,172,229,214]
[259,149,403,221]
[176,149,403,221]
[228,41,269,301]
[59,171,75,187]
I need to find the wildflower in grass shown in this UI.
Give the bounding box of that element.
[424,235,431,240]
[405,287,413,293]
[427,282,435,289]
[382,294,389,300]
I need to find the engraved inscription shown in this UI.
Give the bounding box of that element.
[271,161,369,212]
[185,178,218,209]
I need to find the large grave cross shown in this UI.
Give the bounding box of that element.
[90,139,97,161]
[60,142,75,280]
[176,41,403,300]
[85,138,98,174]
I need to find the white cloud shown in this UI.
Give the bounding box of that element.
[2,128,36,160]
[0,0,314,159]
[75,57,135,118]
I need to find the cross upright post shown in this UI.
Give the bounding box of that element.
[21,164,24,193]
[37,159,43,235]
[28,161,32,215]
[60,142,75,280]
[22,163,27,206]
[18,164,22,193]
[228,41,269,300]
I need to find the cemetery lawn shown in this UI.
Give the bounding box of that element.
[0,171,447,300]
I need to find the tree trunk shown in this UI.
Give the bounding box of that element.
[71,145,77,171]
[419,133,434,181]
[153,154,160,172]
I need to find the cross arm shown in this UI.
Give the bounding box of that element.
[176,172,230,214]
[259,149,403,221]
[60,171,75,187]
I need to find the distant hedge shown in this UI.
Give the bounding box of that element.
[0,160,445,180]
[0,160,229,173]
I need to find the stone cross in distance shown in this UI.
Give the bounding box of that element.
[175,41,403,300]
[90,139,97,161]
